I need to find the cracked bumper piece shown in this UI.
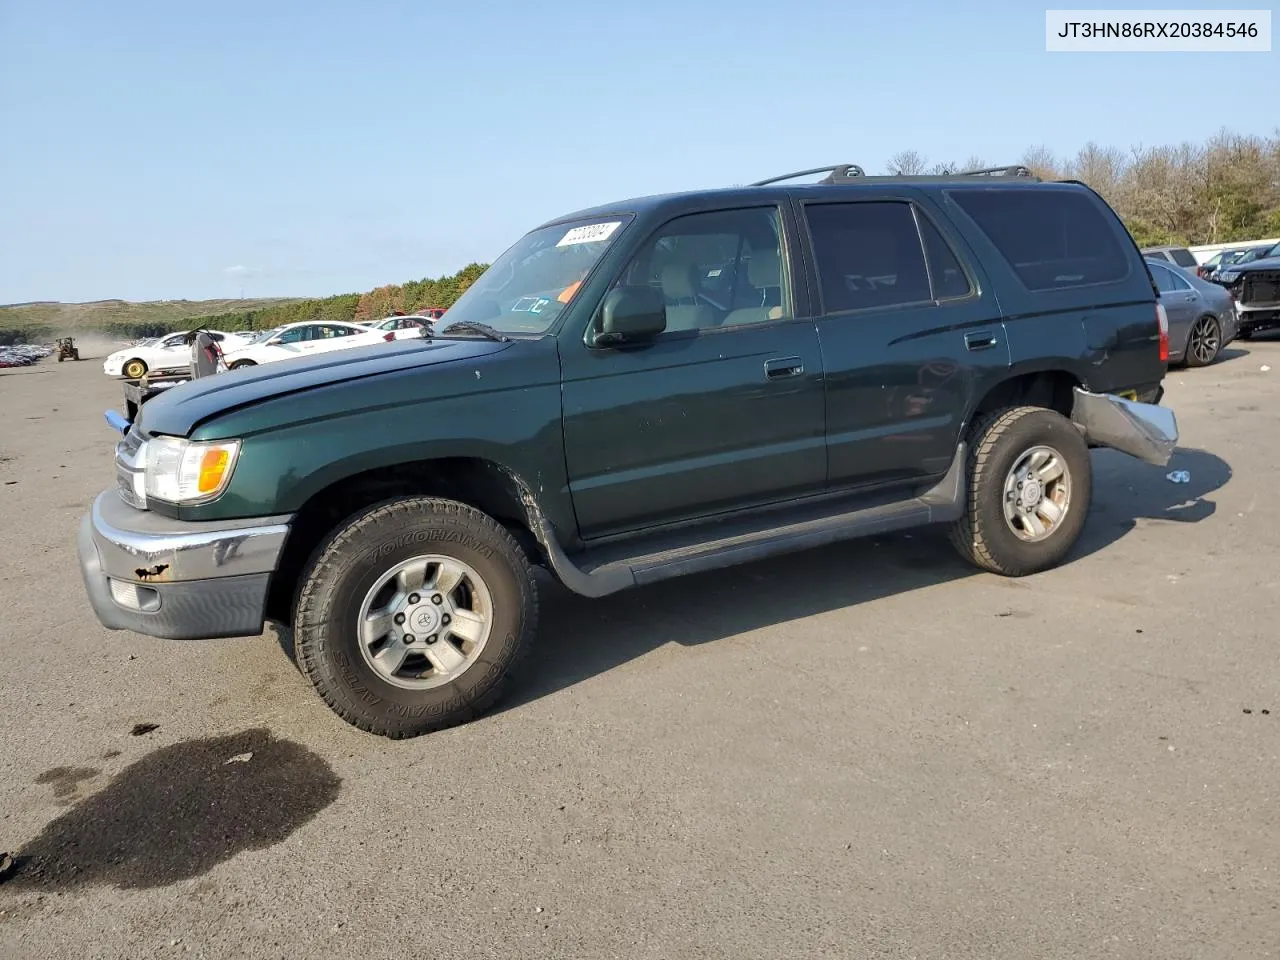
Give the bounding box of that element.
[77,491,292,640]
[1070,387,1179,467]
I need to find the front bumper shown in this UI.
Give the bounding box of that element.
[1070,388,1179,467]
[1236,304,1280,330]
[77,491,292,640]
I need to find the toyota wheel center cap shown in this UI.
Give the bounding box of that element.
[411,607,440,633]
[1022,479,1043,507]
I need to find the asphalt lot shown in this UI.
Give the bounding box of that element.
[1,339,1278,960]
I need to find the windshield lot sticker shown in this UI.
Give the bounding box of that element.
[557,221,621,247]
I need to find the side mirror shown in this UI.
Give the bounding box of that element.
[267,337,283,345]
[596,286,666,346]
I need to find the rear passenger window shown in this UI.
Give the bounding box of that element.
[804,201,932,313]
[917,214,974,299]
[1149,263,1178,294]
[949,188,1129,291]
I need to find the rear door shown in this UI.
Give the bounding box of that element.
[559,203,828,540]
[307,323,362,354]
[1149,261,1198,355]
[795,192,1010,490]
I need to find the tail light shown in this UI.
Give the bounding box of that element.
[1156,302,1169,362]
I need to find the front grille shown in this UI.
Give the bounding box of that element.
[1240,271,1280,308]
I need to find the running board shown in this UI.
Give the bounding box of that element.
[538,443,968,598]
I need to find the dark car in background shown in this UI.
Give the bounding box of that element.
[1206,244,1275,283]
[1145,257,1238,366]
[1196,248,1243,279]
[1213,240,1280,338]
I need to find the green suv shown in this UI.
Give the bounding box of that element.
[78,164,1179,738]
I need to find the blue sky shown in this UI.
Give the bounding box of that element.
[1,0,1276,304]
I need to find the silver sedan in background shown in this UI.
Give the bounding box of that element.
[1146,257,1239,367]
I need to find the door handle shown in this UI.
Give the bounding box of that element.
[965,331,999,351]
[764,356,804,380]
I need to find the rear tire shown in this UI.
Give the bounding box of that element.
[293,497,538,738]
[948,406,1092,576]
[1185,314,1222,367]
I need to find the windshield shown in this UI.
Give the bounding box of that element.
[440,216,634,335]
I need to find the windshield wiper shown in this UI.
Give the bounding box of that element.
[435,321,510,342]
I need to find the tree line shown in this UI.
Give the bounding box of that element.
[182,262,490,337]
[889,128,1280,248]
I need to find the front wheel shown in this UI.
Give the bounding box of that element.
[229,359,256,369]
[122,358,147,379]
[948,406,1092,577]
[1185,315,1222,367]
[293,497,539,738]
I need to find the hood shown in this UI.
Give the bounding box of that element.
[135,336,513,437]
[1233,254,1280,272]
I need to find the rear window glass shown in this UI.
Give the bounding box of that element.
[949,188,1129,291]
[1170,248,1197,267]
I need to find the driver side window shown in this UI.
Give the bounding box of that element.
[274,326,308,344]
[613,207,791,335]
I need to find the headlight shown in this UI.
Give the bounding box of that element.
[144,436,241,504]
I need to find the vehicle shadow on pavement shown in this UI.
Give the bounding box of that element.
[499,445,1231,712]
[1,729,341,892]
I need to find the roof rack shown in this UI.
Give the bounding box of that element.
[956,165,1034,178]
[750,163,1039,187]
[750,164,865,186]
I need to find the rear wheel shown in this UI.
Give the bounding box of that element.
[229,359,256,369]
[122,358,147,379]
[293,497,538,738]
[949,406,1092,576]
[1185,314,1222,367]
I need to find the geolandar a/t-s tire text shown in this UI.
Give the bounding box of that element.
[293,497,538,738]
[948,405,1093,577]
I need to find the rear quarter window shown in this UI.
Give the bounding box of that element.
[948,187,1130,291]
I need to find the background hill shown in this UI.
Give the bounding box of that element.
[0,263,488,345]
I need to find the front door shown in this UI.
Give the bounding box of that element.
[560,204,827,541]
[795,194,1011,489]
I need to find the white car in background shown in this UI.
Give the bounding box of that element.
[103,328,255,380]
[358,315,432,340]
[220,320,396,369]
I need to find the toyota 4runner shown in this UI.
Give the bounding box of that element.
[77,163,1180,738]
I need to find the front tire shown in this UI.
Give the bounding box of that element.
[293,497,538,738]
[122,358,147,379]
[948,406,1092,576]
[229,359,256,369]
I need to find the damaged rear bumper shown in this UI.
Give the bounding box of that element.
[77,491,292,640]
[1070,387,1178,467]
